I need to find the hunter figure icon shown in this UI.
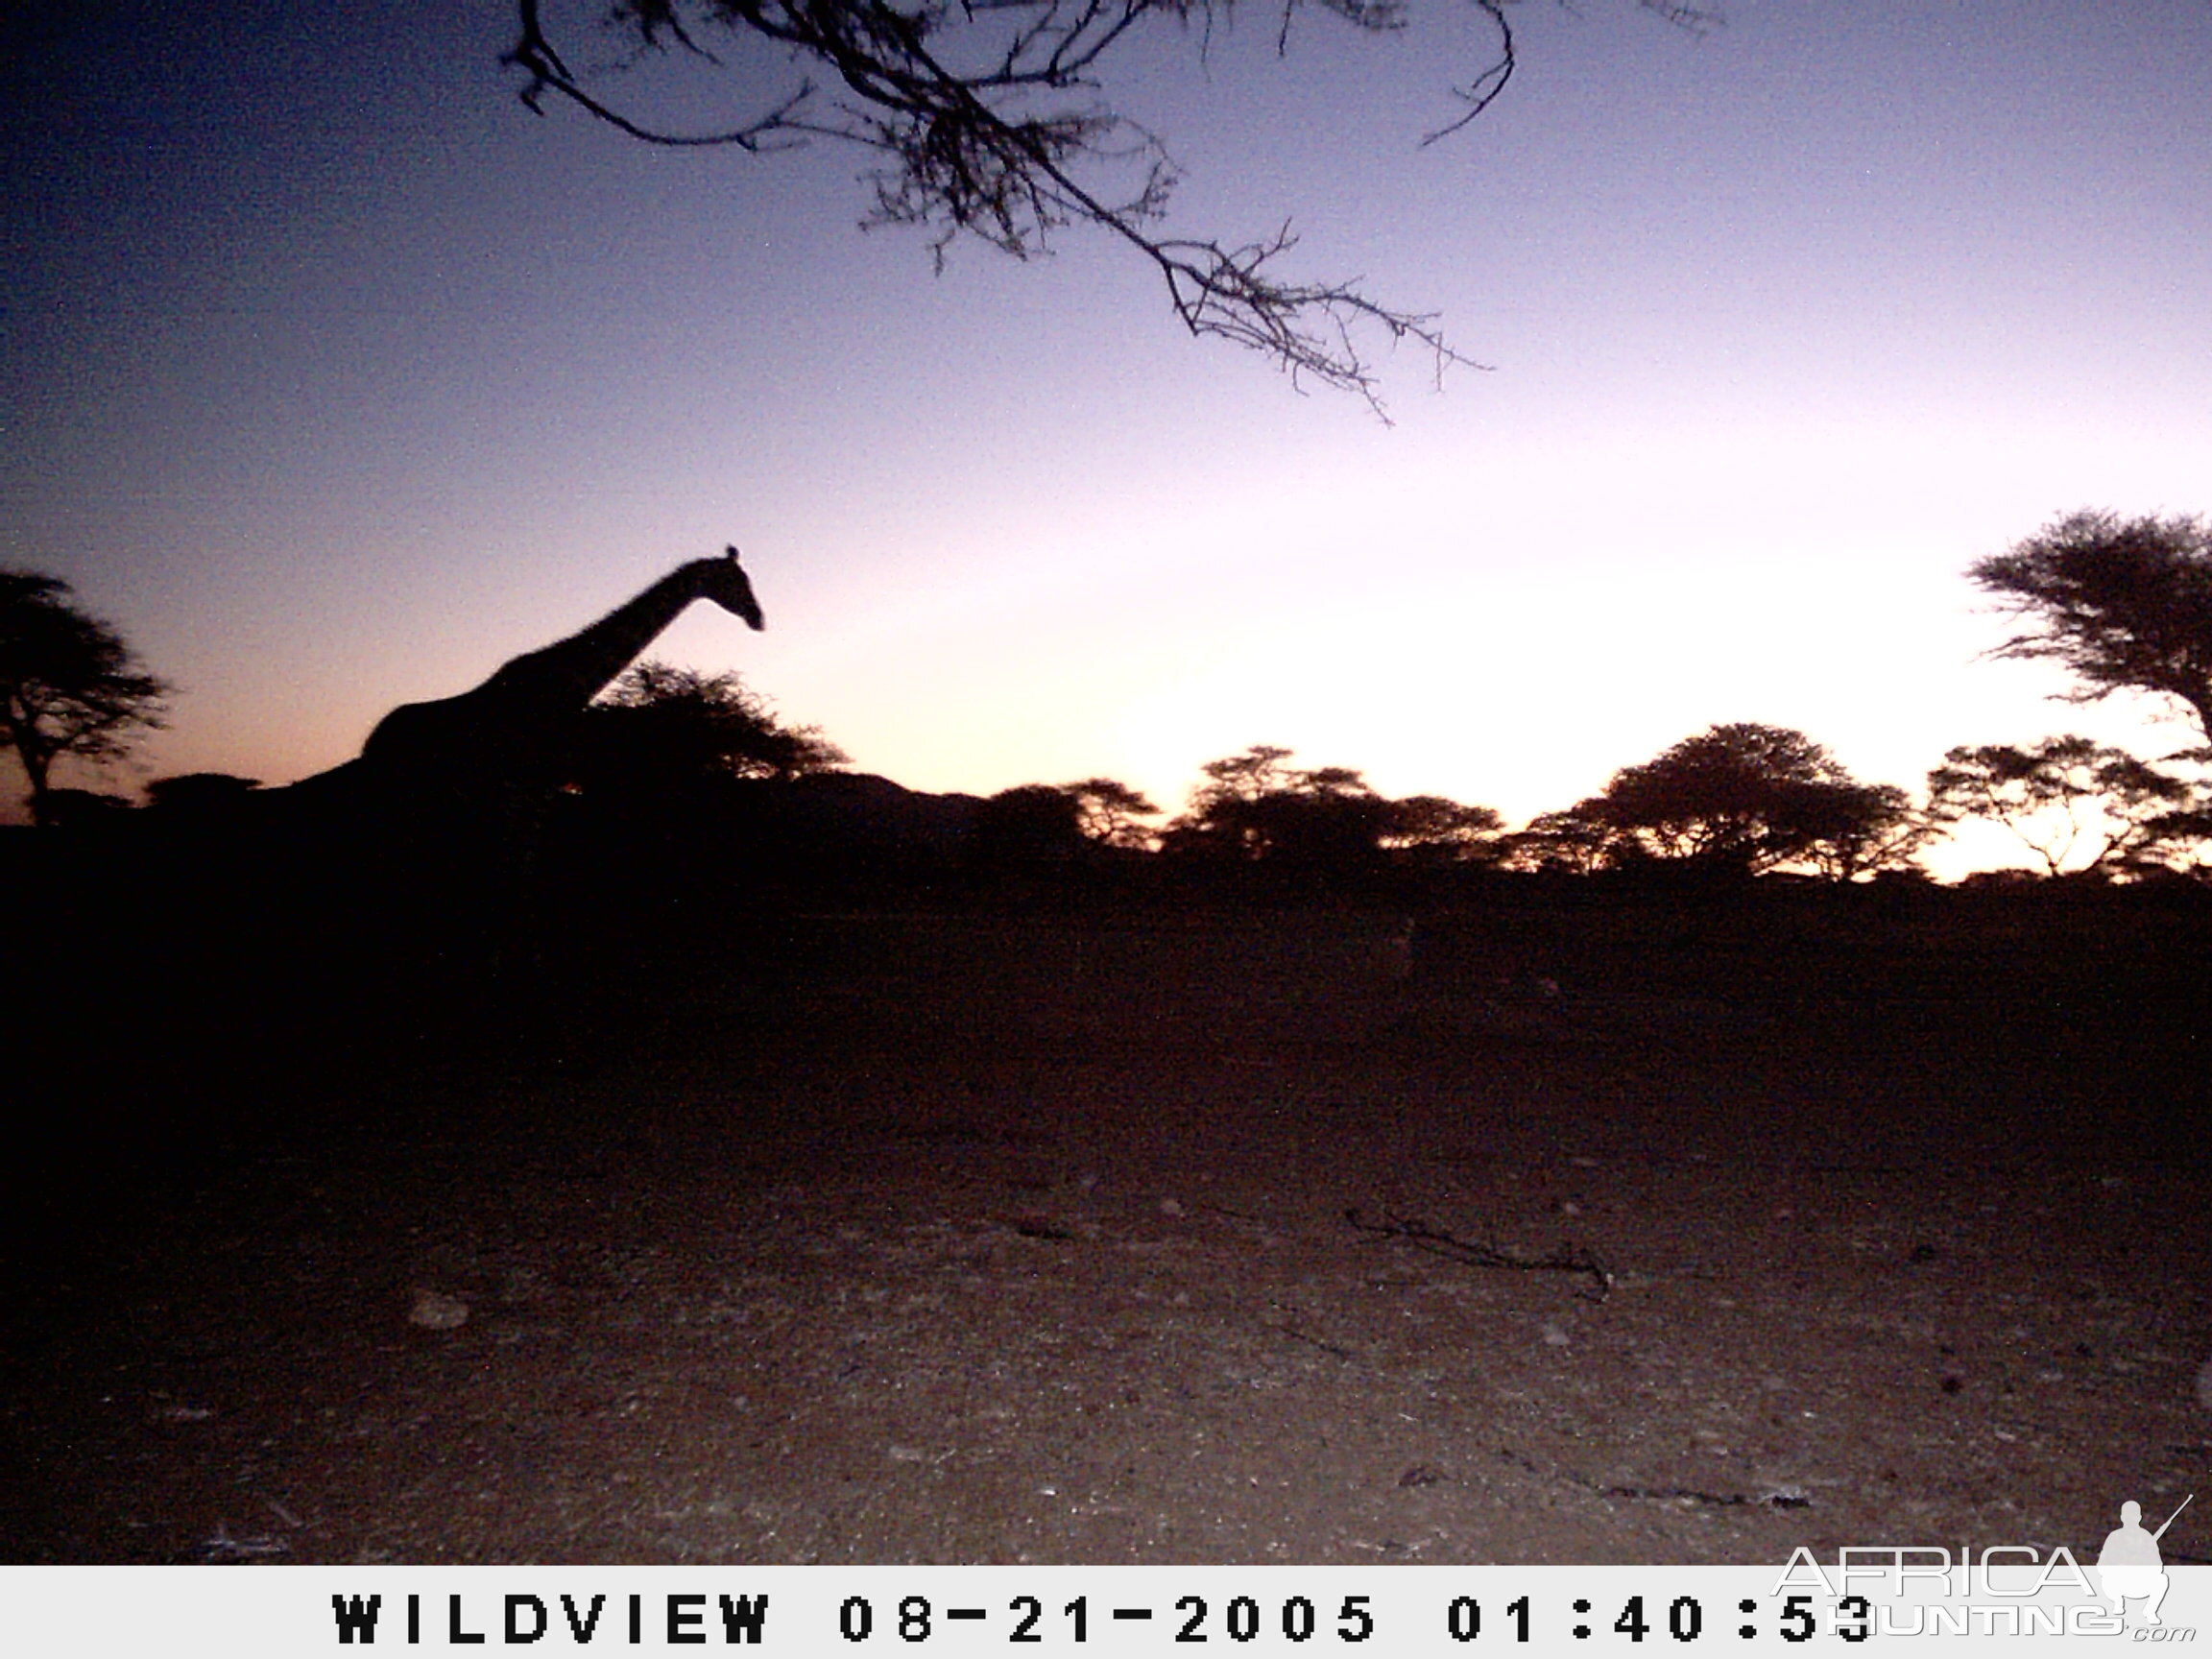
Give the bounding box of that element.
[2098,1495,2192,1624]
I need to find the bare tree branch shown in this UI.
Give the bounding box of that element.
[503,1,1716,412]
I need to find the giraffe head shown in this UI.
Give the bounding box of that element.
[705,545,765,631]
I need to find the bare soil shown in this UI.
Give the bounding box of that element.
[4,907,2207,1566]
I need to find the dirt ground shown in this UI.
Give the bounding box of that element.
[4,907,2207,1566]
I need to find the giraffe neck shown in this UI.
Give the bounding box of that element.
[480,560,714,715]
[359,557,745,790]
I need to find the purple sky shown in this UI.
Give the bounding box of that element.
[7,1,2211,865]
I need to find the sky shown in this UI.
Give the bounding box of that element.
[6,0,2211,869]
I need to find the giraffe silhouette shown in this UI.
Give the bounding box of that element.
[145,552,765,1053]
[357,546,764,808]
[278,548,767,989]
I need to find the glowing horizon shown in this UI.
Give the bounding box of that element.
[5,1,2209,878]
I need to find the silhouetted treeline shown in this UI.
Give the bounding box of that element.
[8,744,2210,1255]
[10,587,2212,1222]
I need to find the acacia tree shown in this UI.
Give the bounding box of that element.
[1785,777,1928,880]
[1381,793,1505,864]
[1503,804,1613,874]
[1166,742,1297,857]
[581,660,849,785]
[1970,510,2212,750]
[971,782,1090,862]
[1165,745,1372,863]
[969,779,1159,864]
[0,570,171,827]
[1057,777,1162,848]
[1925,735,2208,879]
[505,0,1715,411]
[1166,743,1501,866]
[1516,723,1925,878]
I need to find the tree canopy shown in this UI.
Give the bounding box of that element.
[1925,735,2208,880]
[579,660,850,789]
[1515,723,1924,878]
[505,0,1715,411]
[0,570,170,827]
[970,782,1092,864]
[1969,509,2212,750]
[1057,777,1163,849]
[1379,792,1506,865]
[1165,743,1502,869]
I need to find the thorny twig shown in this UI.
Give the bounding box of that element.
[1497,1446,1812,1511]
[1267,1299,1355,1358]
[1345,1208,1615,1301]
